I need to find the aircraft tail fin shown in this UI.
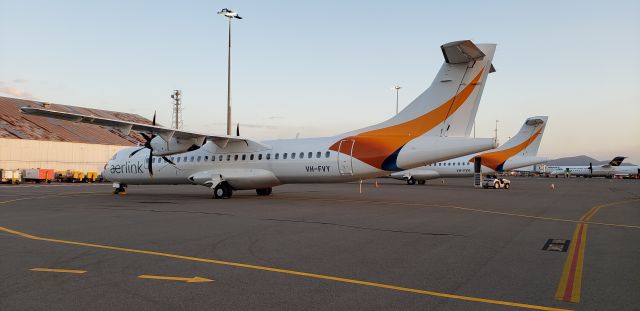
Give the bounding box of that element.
[497,116,548,156]
[345,40,496,138]
[471,116,548,171]
[609,156,626,166]
[330,40,497,171]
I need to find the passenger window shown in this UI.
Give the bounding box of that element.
[183,156,188,162]
[275,153,279,160]
[219,155,223,161]
[300,152,304,159]
[316,152,321,158]
[227,155,231,161]
[250,154,254,160]
[291,153,296,159]
[197,156,201,162]
[258,154,263,160]
[308,152,312,158]
[242,154,246,161]
[283,153,288,159]
[325,151,330,158]
[266,153,271,160]
[234,155,238,161]
[190,156,194,162]
[171,157,175,162]
[176,157,181,163]
[204,156,208,161]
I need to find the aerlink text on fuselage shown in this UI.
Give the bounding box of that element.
[110,161,144,174]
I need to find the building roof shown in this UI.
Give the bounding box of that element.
[0,96,149,146]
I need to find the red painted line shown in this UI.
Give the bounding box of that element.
[563,223,584,301]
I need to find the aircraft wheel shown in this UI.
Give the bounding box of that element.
[407,178,416,185]
[504,183,510,190]
[214,183,232,199]
[418,180,426,185]
[256,187,273,196]
[493,182,498,189]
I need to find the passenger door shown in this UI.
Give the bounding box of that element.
[337,139,355,175]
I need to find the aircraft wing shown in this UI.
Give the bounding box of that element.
[20,106,268,149]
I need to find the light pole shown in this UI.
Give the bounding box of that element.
[218,8,242,135]
[394,85,402,115]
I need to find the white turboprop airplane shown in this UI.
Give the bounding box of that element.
[390,116,548,184]
[546,157,638,178]
[22,40,499,199]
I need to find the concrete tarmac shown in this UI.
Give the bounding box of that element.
[0,177,638,310]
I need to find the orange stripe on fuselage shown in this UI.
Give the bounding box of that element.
[471,127,543,171]
[330,68,485,169]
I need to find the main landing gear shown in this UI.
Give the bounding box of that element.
[212,183,273,199]
[406,178,426,185]
[256,188,273,196]
[213,182,233,199]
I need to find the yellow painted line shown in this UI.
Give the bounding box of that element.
[555,199,638,303]
[138,275,213,283]
[0,225,570,311]
[274,196,640,229]
[30,267,87,274]
[554,224,587,303]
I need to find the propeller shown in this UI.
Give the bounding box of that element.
[236,123,240,136]
[589,162,593,175]
[128,112,176,176]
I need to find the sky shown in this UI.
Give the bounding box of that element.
[1,0,639,163]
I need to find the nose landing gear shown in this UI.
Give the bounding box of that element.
[213,182,233,199]
[113,183,127,195]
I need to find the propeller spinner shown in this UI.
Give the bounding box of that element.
[128,112,176,176]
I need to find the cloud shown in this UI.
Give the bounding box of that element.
[0,81,37,99]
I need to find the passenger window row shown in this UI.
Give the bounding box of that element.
[151,151,331,164]
[427,162,471,167]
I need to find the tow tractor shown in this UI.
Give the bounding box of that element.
[482,175,511,189]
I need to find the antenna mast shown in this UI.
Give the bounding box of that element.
[171,90,183,129]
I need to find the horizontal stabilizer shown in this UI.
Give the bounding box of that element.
[441,40,486,64]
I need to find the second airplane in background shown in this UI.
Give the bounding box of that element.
[391,116,549,184]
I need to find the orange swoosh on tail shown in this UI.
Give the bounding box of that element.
[330,68,485,170]
[471,127,543,171]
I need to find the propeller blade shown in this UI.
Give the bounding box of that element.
[140,132,152,142]
[236,123,240,136]
[152,111,156,126]
[148,150,153,176]
[162,156,176,166]
[129,147,145,158]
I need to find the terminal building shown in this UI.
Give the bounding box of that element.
[0,96,149,174]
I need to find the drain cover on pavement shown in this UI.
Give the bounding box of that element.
[542,239,570,252]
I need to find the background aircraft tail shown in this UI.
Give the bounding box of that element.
[497,116,548,156]
[608,156,626,166]
[472,116,548,171]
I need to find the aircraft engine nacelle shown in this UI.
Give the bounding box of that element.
[149,136,207,156]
